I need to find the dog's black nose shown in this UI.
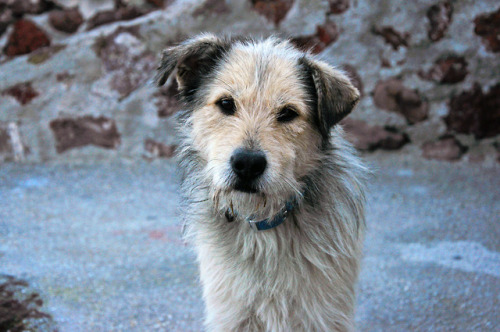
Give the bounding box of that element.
[230,148,267,181]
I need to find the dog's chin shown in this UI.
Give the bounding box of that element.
[214,185,289,221]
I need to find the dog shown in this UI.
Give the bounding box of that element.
[155,34,368,332]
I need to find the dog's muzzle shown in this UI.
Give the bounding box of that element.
[230,148,267,193]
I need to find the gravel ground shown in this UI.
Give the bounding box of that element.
[0,153,499,331]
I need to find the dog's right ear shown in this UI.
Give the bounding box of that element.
[155,34,231,101]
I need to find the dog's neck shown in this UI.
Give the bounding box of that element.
[224,199,296,231]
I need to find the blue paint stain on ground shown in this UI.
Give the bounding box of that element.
[17,177,50,189]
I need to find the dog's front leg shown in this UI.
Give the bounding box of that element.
[203,287,264,332]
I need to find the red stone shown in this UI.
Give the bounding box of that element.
[250,0,294,25]
[474,8,500,53]
[494,142,500,163]
[2,82,39,105]
[6,0,57,16]
[445,83,500,139]
[422,136,466,161]
[146,0,165,7]
[148,230,165,239]
[193,0,230,16]
[87,6,148,30]
[328,0,349,14]
[341,118,409,151]
[144,139,176,158]
[380,57,391,68]
[93,27,155,97]
[50,116,121,153]
[0,125,11,154]
[4,19,51,56]
[155,79,180,117]
[419,56,468,84]
[373,78,429,124]
[109,55,156,97]
[291,20,339,54]
[427,2,453,42]
[56,72,74,82]
[372,26,410,50]
[49,8,84,34]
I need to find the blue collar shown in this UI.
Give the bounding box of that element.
[225,200,295,231]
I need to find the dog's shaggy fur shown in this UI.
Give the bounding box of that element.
[155,34,368,332]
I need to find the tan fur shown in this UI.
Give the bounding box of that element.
[156,34,368,332]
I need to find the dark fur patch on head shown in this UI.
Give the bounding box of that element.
[298,56,360,139]
[298,58,320,134]
[155,35,233,103]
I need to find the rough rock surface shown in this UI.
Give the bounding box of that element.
[422,135,467,161]
[419,56,468,84]
[0,122,28,162]
[373,78,429,124]
[328,0,349,14]
[2,82,39,105]
[3,20,51,56]
[154,80,180,118]
[342,118,409,151]
[445,83,500,139]
[494,142,500,163]
[86,6,149,30]
[291,20,339,54]
[1,0,59,16]
[93,27,156,97]
[427,2,453,42]
[193,0,230,17]
[0,8,14,37]
[50,116,121,153]
[372,26,410,50]
[0,0,498,163]
[144,138,176,158]
[49,8,84,33]
[250,0,294,25]
[474,7,500,53]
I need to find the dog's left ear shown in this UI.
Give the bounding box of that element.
[155,34,231,101]
[299,57,360,138]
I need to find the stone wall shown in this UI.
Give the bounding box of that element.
[0,0,499,163]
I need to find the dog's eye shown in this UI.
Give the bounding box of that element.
[277,106,299,123]
[216,97,236,116]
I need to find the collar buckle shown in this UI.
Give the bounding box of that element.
[247,219,260,231]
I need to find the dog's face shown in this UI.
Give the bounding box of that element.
[156,35,360,218]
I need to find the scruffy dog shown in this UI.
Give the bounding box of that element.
[155,34,367,332]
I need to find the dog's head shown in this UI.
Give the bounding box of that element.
[156,34,360,218]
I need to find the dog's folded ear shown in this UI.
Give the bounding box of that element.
[299,57,360,138]
[155,34,231,101]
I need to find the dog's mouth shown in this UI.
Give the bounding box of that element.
[233,181,259,194]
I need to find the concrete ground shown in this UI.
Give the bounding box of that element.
[0,153,499,331]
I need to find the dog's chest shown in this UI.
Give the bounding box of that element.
[196,218,328,291]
